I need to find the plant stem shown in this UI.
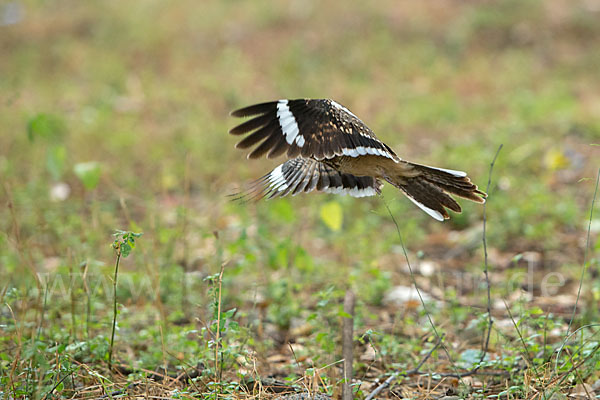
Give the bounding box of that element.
[82,262,91,339]
[69,255,76,340]
[215,263,225,383]
[565,167,599,338]
[181,152,191,315]
[108,250,121,370]
[480,144,502,363]
[342,290,355,400]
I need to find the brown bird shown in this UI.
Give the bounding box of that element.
[229,99,486,221]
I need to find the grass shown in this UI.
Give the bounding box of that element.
[1,0,600,398]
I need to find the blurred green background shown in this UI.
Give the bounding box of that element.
[0,0,599,397]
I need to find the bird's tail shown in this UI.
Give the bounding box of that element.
[385,162,486,221]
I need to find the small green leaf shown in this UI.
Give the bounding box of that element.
[112,230,143,257]
[529,306,543,315]
[27,113,66,142]
[458,348,483,369]
[120,242,131,257]
[74,162,101,190]
[46,145,67,180]
[320,201,343,231]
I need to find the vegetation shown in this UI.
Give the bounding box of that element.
[0,0,599,398]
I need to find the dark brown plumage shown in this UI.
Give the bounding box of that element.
[229,98,486,221]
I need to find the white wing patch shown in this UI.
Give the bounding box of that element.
[404,195,445,221]
[246,159,382,200]
[340,146,395,160]
[328,100,399,161]
[323,185,378,198]
[267,164,288,192]
[330,100,358,119]
[428,166,467,177]
[276,100,303,147]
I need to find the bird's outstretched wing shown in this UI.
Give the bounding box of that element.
[230,99,399,162]
[232,158,382,201]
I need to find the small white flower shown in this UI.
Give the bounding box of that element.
[50,182,70,201]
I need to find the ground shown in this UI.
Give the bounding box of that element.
[0,0,599,398]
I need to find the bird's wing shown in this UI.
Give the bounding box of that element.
[232,157,383,201]
[230,99,400,162]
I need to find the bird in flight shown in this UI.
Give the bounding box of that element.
[229,99,486,221]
